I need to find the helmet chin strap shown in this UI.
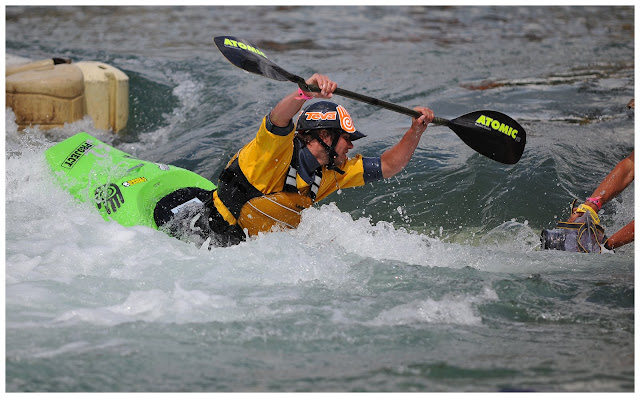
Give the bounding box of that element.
[309,131,345,175]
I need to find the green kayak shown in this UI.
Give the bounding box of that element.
[45,132,216,229]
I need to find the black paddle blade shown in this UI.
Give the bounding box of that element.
[447,110,526,164]
[213,36,300,83]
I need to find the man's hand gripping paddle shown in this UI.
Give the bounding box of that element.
[214,35,526,165]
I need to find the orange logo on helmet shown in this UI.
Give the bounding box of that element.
[305,111,337,121]
[337,105,356,133]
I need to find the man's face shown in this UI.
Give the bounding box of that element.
[321,131,353,167]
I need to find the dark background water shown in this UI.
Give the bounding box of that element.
[5,6,634,392]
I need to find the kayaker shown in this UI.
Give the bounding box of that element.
[178,73,434,248]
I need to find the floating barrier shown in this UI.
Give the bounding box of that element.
[6,56,129,132]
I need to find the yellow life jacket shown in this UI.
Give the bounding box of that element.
[216,138,322,236]
[237,191,313,236]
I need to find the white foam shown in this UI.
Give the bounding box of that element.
[53,282,237,327]
[368,286,498,327]
[371,297,482,326]
[5,120,623,335]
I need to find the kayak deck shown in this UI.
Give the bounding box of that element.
[45,132,216,229]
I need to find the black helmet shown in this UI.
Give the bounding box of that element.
[296,101,366,140]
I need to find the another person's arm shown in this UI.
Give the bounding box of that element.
[569,151,634,221]
[584,151,634,212]
[606,220,634,249]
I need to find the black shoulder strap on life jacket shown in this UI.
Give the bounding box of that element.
[217,157,264,220]
[283,138,322,201]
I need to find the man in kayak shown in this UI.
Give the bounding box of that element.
[172,73,434,248]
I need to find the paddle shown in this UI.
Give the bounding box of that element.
[214,35,526,165]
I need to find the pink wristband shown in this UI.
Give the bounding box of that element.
[586,196,602,211]
[295,87,313,100]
